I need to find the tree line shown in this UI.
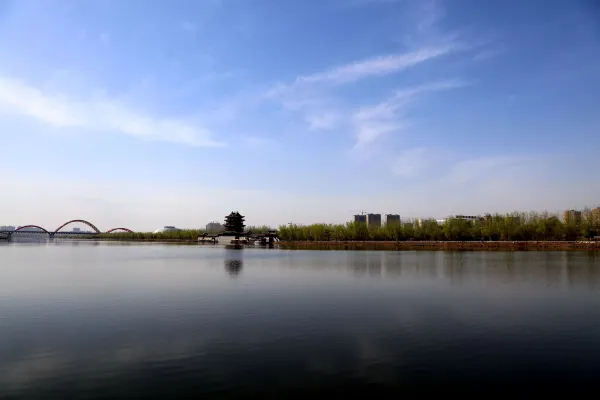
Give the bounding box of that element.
[95,225,274,241]
[276,210,600,242]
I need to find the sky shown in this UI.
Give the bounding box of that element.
[0,0,599,231]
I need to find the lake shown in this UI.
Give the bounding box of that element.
[1,242,599,397]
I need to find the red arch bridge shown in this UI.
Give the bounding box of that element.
[0,220,133,239]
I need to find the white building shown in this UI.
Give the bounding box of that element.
[206,222,225,234]
[454,215,480,221]
[153,226,182,234]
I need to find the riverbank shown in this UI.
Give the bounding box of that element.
[277,240,600,251]
[67,237,600,250]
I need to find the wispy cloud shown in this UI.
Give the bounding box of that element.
[268,45,456,97]
[265,44,463,147]
[0,77,223,147]
[264,0,471,150]
[353,80,469,147]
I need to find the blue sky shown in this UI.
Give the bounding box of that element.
[0,0,599,230]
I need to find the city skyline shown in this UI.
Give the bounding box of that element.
[1,0,599,230]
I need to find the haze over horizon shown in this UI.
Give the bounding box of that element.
[1,0,599,231]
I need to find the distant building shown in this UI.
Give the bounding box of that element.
[592,208,600,224]
[366,213,381,228]
[0,225,15,231]
[354,214,367,224]
[153,226,182,234]
[72,228,81,232]
[563,210,582,225]
[454,215,480,221]
[386,214,400,225]
[206,222,225,234]
[417,218,438,227]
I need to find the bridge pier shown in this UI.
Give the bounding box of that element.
[49,233,55,240]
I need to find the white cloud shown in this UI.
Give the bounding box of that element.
[0,77,223,147]
[269,45,456,98]
[353,80,468,147]
[265,42,463,148]
[313,46,452,86]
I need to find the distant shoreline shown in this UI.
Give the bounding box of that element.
[277,240,600,251]
[73,238,600,250]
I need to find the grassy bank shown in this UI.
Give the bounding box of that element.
[278,210,600,242]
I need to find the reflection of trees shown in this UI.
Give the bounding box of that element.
[349,251,383,277]
[565,251,600,290]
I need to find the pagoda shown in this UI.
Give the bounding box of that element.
[224,211,246,236]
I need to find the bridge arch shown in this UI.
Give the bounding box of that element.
[54,220,101,234]
[14,225,51,235]
[106,228,134,234]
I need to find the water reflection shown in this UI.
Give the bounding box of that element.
[1,244,600,397]
[224,245,244,277]
[349,251,384,277]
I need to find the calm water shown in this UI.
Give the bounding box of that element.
[1,242,600,397]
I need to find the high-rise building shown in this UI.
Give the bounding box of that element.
[366,213,381,228]
[354,214,367,224]
[206,222,225,233]
[386,214,400,225]
[563,209,582,225]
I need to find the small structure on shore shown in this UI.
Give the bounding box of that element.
[153,226,181,234]
[197,211,278,245]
